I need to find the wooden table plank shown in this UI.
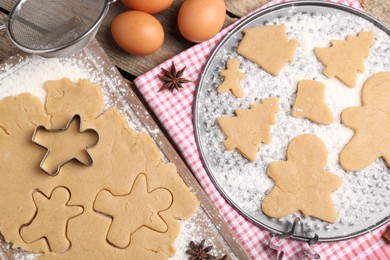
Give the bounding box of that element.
[225,0,271,17]
[0,12,22,62]
[0,0,13,11]
[361,0,390,27]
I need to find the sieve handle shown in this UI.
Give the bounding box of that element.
[108,0,117,4]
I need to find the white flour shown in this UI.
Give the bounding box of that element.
[170,209,233,260]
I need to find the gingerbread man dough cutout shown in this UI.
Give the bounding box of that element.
[237,25,298,76]
[94,174,173,249]
[217,98,279,161]
[217,58,245,98]
[292,79,333,125]
[315,31,374,87]
[262,134,341,223]
[340,72,390,171]
[20,187,83,253]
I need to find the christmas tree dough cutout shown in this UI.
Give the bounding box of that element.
[20,187,84,253]
[217,58,245,98]
[237,25,298,76]
[340,72,390,171]
[262,134,341,223]
[315,31,374,88]
[292,79,333,125]
[93,173,173,249]
[217,98,279,161]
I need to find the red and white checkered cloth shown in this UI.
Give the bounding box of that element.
[134,0,390,258]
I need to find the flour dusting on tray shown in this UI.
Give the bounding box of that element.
[196,10,390,238]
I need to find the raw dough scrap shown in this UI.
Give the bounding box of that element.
[340,72,390,171]
[217,58,245,98]
[237,25,298,76]
[94,174,173,249]
[0,78,199,259]
[32,115,99,175]
[292,79,333,125]
[20,187,83,253]
[315,31,374,87]
[217,98,279,161]
[262,134,341,223]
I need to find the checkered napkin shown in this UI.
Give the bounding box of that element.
[134,0,390,258]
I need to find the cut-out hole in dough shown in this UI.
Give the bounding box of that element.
[93,173,173,249]
[19,187,84,253]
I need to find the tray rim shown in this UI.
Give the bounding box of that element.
[193,0,390,242]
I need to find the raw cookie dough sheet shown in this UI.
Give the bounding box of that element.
[194,1,390,241]
[0,40,248,259]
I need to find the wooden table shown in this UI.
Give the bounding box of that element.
[0,0,389,258]
[0,0,389,79]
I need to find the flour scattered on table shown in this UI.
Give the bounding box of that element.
[0,54,139,130]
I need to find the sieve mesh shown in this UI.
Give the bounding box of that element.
[8,0,107,51]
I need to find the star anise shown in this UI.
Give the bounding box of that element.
[158,62,191,92]
[186,240,216,260]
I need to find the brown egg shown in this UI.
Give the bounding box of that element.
[111,11,164,56]
[178,0,226,43]
[121,0,174,14]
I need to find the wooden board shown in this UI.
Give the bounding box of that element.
[0,0,389,77]
[0,39,249,259]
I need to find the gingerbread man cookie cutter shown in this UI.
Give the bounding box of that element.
[32,114,100,176]
[268,217,320,260]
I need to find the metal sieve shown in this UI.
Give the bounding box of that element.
[1,0,116,58]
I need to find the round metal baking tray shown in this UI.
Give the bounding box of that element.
[194,1,390,242]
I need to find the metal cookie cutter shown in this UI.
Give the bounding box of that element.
[268,217,320,260]
[32,114,100,176]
